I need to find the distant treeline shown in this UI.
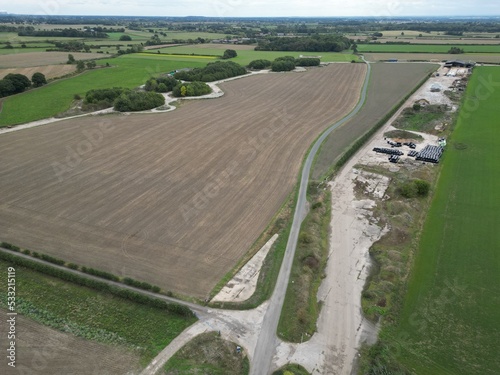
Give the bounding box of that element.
[255,35,351,52]
[18,27,109,38]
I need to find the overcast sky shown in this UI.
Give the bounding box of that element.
[2,0,500,18]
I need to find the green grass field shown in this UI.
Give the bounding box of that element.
[0,259,196,364]
[157,45,360,65]
[0,55,207,126]
[357,43,500,53]
[392,66,500,374]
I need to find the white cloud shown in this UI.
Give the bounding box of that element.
[4,0,500,17]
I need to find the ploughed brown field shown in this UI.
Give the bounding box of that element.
[0,64,77,80]
[0,64,365,297]
[0,52,105,68]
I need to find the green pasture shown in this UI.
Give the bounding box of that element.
[0,259,196,364]
[357,43,500,53]
[392,66,500,374]
[157,45,360,65]
[0,55,207,126]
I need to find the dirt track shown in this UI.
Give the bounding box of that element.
[0,64,365,297]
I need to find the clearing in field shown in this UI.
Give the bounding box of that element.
[0,64,366,298]
[313,62,437,179]
[391,66,500,374]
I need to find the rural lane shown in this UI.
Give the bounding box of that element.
[250,58,372,375]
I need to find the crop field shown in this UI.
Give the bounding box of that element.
[0,64,77,80]
[0,64,366,297]
[392,66,500,374]
[0,55,207,126]
[357,44,500,53]
[0,51,104,68]
[375,37,500,45]
[364,52,500,63]
[157,44,361,65]
[313,62,437,179]
[0,308,142,375]
[0,258,196,373]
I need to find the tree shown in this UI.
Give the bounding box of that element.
[67,54,75,64]
[401,31,405,36]
[351,42,358,54]
[31,72,47,87]
[119,35,132,41]
[76,61,85,71]
[271,59,296,72]
[222,49,237,59]
[3,73,31,94]
[86,60,96,69]
[0,79,15,97]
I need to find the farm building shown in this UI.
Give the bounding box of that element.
[444,60,475,68]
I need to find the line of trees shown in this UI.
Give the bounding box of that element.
[255,35,351,52]
[267,56,321,72]
[0,72,47,98]
[173,61,247,82]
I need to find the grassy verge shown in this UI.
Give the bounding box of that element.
[277,184,331,342]
[361,67,500,374]
[0,258,196,366]
[163,332,249,375]
[272,364,311,375]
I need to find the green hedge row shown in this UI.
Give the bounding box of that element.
[0,241,164,295]
[0,250,194,318]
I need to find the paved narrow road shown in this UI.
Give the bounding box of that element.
[250,58,372,375]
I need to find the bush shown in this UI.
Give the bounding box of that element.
[172,81,211,97]
[40,254,65,266]
[119,35,132,41]
[271,60,296,72]
[145,76,179,92]
[448,46,464,54]
[399,179,430,198]
[295,57,320,66]
[222,49,237,59]
[114,90,165,111]
[84,87,128,110]
[248,59,272,70]
[1,242,20,252]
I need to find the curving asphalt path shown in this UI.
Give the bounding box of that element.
[250,57,372,375]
